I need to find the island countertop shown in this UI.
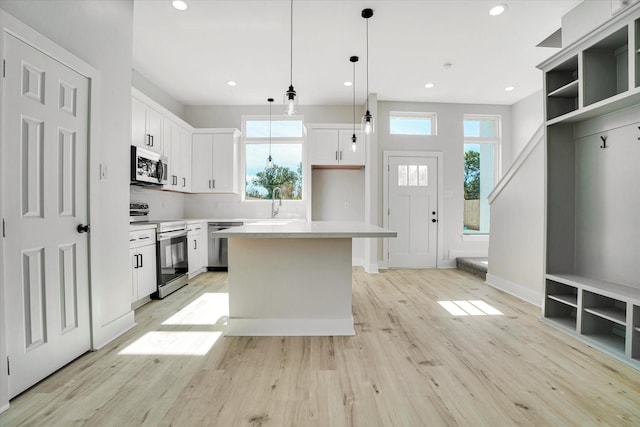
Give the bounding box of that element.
[212,220,397,239]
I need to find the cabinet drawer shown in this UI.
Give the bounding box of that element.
[130,228,156,249]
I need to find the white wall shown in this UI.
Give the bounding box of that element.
[0,2,135,411]
[511,90,544,159]
[376,101,513,266]
[185,105,361,129]
[132,69,186,120]
[130,186,185,221]
[311,169,366,265]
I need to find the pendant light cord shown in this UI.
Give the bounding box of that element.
[365,16,369,111]
[353,60,356,131]
[269,100,272,157]
[289,0,293,86]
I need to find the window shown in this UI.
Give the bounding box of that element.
[243,116,304,200]
[397,164,428,187]
[463,115,500,234]
[389,111,436,136]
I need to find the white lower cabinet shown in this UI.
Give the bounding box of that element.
[130,228,157,307]
[187,222,206,277]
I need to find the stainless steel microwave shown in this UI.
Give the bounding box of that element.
[130,145,168,186]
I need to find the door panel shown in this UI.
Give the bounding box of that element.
[388,156,438,268]
[3,33,91,397]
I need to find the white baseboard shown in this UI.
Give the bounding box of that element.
[352,257,364,267]
[92,311,136,350]
[364,263,379,274]
[485,273,542,307]
[0,403,9,414]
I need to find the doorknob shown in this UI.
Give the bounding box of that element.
[77,224,90,233]
[431,219,437,223]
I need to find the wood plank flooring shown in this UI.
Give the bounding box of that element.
[2,268,640,426]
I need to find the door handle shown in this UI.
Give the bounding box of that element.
[194,239,197,250]
[134,254,140,269]
[182,177,186,187]
[77,224,90,233]
[432,219,437,223]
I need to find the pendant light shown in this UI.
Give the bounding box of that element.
[267,98,274,168]
[361,8,374,134]
[350,56,359,152]
[284,0,298,115]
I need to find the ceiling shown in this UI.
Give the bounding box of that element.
[132,0,581,107]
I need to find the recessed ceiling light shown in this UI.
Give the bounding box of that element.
[344,81,353,87]
[489,4,507,16]
[226,81,237,86]
[505,86,515,91]
[171,0,188,11]
[425,83,435,89]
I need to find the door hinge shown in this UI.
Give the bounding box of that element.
[7,356,10,375]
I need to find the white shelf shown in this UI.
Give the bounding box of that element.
[584,307,627,325]
[548,80,579,97]
[545,317,577,331]
[546,274,640,302]
[584,333,626,355]
[548,294,578,307]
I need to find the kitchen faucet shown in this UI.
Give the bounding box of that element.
[271,187,282,218]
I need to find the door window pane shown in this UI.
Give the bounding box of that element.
[408,165,418,186]
[398,165,408,186]
[418,165,428,186]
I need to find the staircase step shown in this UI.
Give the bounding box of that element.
[456,257,488,280]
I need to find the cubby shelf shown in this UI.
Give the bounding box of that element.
[583,333,626,354]
[548,294,578,307]
[584,307,626,325]
[547,80,579,98]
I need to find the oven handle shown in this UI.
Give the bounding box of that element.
[157,230,187,241]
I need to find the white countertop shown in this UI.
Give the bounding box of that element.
[212,221,397,239]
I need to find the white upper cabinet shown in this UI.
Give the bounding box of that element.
[132,96,163,154]
[162,119,192,193]
[192,129,239,193]
[309,127,365,166]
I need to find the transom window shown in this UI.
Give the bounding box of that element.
[389,111,436,136]
[243,116,304,200]
[463,115,500,235]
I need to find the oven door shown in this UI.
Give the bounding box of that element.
[156,230,188,298]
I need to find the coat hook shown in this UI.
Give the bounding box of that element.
[600,135,607,149]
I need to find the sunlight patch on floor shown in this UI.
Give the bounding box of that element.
[119,331,222,356]
[162,292,229,326]
[438,300,503,316]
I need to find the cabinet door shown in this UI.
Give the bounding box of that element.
[137,244,158,298]
[338,129,366,166]
[162,120,180,190]
[196,229,206,270]
[191,134,214,193]
[131,97,148,148]
[211,133,236,192]
[310,129,339,165]
[179,127,192,192]
[146,107,163,154]
[130,248,139,302]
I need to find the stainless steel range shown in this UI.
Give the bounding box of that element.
[129,203,188,299]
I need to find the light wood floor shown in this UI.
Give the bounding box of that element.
[2,269,640,426]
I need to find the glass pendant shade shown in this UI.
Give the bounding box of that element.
[284,85,297,116]
[351,133,357,152]
[361,110,374,135]
[267,154,273,168]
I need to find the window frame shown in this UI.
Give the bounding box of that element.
[389,111,437,136]
[241,115,306,202]
[462,114,501,235]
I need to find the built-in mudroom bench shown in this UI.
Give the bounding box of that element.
[539,3,640,370]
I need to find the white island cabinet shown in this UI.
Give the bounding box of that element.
[213,221,396,336]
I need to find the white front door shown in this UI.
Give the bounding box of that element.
[3,33,91,397]
[388,156,438,268]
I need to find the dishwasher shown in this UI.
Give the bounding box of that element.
[208,222,243,270]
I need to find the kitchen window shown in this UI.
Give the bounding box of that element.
[242,116,304,200]
[463,115,500,235]
[389,111,436,136]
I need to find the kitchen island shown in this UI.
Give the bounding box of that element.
[213,221,396,336]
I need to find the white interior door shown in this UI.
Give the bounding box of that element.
[388,156,438,268]
[3,33,91,397]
